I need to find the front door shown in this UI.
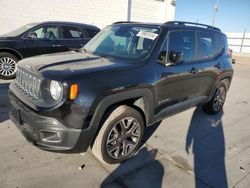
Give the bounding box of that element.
[22,25,62,57]
[156,30,199,111]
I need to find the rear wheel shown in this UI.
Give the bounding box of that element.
[91,105,144,164]
[203,81,228,114]
[0,52,19,79]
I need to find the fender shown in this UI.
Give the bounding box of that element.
[88,88,155,131]
[208,70,234,102]
[216,70,234,90]
[0,47,23,59]
[72,89,155,153]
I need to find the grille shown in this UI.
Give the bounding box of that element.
[16,68,41,99]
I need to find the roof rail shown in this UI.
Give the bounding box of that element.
[164,21,221,31]
[113,21,139,24]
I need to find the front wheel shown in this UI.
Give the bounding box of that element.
[91,105,144,164]
[0,52,19,79]
[203,81,228,114]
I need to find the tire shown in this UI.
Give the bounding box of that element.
[0,52,19,79]
[91,105,145,164]
[203,81,228,115]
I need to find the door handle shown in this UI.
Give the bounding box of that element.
[189,67,199,74]
[214,63,222,69]
[52,44,61,47]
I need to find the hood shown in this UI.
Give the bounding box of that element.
[18,51,136,81]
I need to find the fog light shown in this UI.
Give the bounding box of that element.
[39,130,63,143]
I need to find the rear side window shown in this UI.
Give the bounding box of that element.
[197,32,223,60]
[61,26,86,39]
[167,31,195,62]
[198,32,215,59]
[216,33,226,55]
[85,28,100,38]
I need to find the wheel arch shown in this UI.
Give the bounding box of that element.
[220,76,232,89]
[217,70,233,91]
[0,48,23,60]
[89,89,155,131]
[207,73,233,102]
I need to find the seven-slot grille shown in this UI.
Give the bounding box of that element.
[16,68,41,99]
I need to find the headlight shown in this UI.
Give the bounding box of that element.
[50,80,63,101]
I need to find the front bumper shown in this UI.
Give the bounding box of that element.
[9,91,95,153]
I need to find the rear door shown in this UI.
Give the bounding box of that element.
[194,31,223,97]
[156,30,200,110]
[59,25,90,51]
[22,25,62,57]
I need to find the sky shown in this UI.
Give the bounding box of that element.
[175,0,250,33]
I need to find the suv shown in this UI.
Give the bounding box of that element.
[9,21,233,164]
[0,21,100,79]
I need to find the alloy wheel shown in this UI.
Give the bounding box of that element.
[106,117,142,159]
[0,57,17,77]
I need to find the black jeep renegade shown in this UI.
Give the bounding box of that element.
[9,21,233,164]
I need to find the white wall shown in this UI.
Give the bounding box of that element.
[130,0,176,22]
[0,0,175,35]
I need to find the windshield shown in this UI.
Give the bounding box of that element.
[83,25,160,60]
[4,23,38,37]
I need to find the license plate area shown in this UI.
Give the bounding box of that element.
[10,103,38,139]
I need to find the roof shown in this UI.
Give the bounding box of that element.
[37,21,100,29]
[113,21,163,27]
[113,21,221,32]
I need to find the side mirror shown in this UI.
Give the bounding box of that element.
[168,51,183,64]
[157,51,167,65]
[27,32,37,39]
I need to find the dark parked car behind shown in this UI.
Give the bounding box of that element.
[0,21,100,79]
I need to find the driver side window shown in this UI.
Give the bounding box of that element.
[158,30,195,64]
[33,27,43,39]
[32,26,59,40]
[167,31,195,62]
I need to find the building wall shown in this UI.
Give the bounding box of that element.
[0,0,176,35]
[130,0,175,22]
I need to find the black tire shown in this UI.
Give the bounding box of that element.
[203,81,228,115]
[91,105,145,164]
[0,52,19,79]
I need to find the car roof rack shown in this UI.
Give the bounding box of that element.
[164,21,221,31]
